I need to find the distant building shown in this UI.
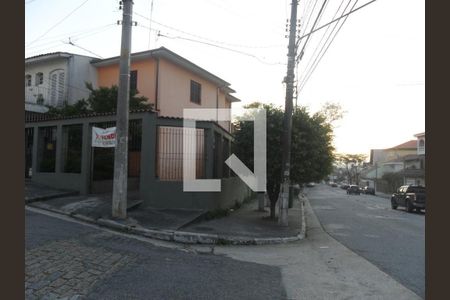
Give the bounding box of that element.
[362,136,424,190]
[403,132,425,186]
[25,52,98,113]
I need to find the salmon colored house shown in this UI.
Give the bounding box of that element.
[91,47,240,131]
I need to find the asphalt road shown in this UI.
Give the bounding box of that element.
[305,184,425,299]
[26,209,287,299]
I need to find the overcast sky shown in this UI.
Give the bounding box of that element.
[25,0,425,156]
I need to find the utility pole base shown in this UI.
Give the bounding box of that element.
[278,182,290,226]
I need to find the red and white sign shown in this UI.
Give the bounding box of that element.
[92,127,116,147]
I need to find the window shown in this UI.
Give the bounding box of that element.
[190,80,201,104]
[36,94,44,105]
[25,74,32,87]
[35,72,44,85]
[419,139,425,148]
[130,70,138,92]
[49,69,65,107]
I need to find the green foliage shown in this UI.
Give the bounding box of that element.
[233,102,335,216]
[382,172,404,193]
[315,101,346,125]
[47,82,152,117]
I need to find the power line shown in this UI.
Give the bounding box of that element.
[147,0,155,49]
[27,23,115,46]
[134,11,284,49]
[298,1,359,92]
[296,0,329,62]
[27,0,92,47]
[298,0,351,83]
[154,31,286,66]
[64,38,103,58]
[26,24,115,51]
[295,0,378,48]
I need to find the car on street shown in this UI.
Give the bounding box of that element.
[362,186,376,195]
[391,185,426,212]
[346,185,361,195]
[306,182,316,187]
[330,182,338,187]
[340,183,349,190]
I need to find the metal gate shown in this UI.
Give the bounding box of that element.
[90,120,142,193]
[25,128,34,178]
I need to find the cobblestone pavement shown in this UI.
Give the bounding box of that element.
[26,209,287,300]
[25,239,135,299]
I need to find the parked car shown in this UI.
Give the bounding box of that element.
[391,185,425,212]
[306,182,316,187]
[363,186,376,195]
[330,182,338,187]
[340,183,349,190]
[346,185,360,195]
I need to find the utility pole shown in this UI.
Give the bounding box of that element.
[112,0,133,219]
[279,0,299,226]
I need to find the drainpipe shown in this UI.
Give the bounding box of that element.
[155,57,159,112]
[216,87,220,122]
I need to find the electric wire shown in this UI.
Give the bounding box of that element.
[295,0,378,47]
[298,0,359,92]
[297,0,351,84]
[296,0,329,62]
[27,0,92,47]
[134,11,284,49]
[152,30,286,66]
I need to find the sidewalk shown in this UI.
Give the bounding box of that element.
[211,195,422,299]
[26,181,305,245]
[25,180,78,203]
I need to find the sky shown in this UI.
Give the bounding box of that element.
[25,0,425,156]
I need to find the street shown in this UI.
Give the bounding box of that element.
[25,208,286,299]
[306,184,425,298]
[25,188,423,300]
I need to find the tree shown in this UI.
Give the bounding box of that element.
[315,101,346,125]
[47,83,152,116]
[233,102,335,219]
[381,172,403,193]
[335,153,367,184]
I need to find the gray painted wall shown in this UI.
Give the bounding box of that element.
[26,111,252,211]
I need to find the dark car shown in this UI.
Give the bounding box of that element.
[340,184,349,190]
[363,186,376,195]
[331,182,338,187]
[391,185,426,212]
[346,185,360,195]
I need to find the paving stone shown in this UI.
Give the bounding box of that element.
[25,239,135,299]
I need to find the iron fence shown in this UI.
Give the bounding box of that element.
[156,126,205,181]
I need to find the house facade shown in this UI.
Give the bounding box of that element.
[24,48,248,210]
[91,47,240,132]
[361,134,425,191]
[25,52,97,113]
[403,132,425,186]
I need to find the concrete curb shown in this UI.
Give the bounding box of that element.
[25,191,79,204]
[26,195,307,246]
